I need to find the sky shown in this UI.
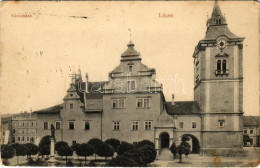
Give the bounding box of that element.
[0,1,259,116]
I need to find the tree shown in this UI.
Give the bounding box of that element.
[39,135,51,150]
[177,141,191,163]
[55,141,69,151]
[76,143,94,164]
[71,143,80,151]
[104,138,120,152]
[87,138,103,160]
[243,134,251,146]
[183,141,191,158]
[137,140,155,148]
[96,143,114,160]
[123,148,146,166]
[108,155,138,167]
[139,145,157,165]
[1,145,15,165]
[181,135,191,142]
[25,143,39,159]
[57,145,73,164]
[39,145,50,157]
[169,143,177,159]
[11,143,27,165]
[117,141,135,156]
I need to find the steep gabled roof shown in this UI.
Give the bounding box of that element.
[85,99,103,112]
[34,104,61,114]
[165,101,200,115]
[243,116,260,127]
[202,25,242,41]
[155,108,175,128]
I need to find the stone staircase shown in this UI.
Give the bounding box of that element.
[157,149,173,161]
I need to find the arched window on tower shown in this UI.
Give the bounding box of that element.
[217,60,221,73]
[222,60,227,73]
[215,59,229,76]
[216,16,222,25]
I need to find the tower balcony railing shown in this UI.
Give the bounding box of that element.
[215,69,229,75]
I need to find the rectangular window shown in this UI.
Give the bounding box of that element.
[85,121,90,130]
[137,98,150,108]
[132,121,139,131]
[72,141,76,144]
[22,137,24,141]
[43,122,48,130]
[219,120,225,128]
[250,130,254,134]
[56,121,61,130]
[128,65,133,72]
[144,121,152,130]
[69,122,74,130]
[112,98,125,108]
[192,122,196,128]
[31,122,33,126]
[69,103,74,110]
[13,129,15,134]
[18,137,20,142]
[113,122,120,131]
[27,137,29,141]
[244,130,247,134]
[127,81,136,91]
[179,122,184,128]
[137,99,143,108]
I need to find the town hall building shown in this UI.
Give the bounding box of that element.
[3,1,245,156]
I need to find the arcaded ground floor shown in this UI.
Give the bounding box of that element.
[7,147,259,167]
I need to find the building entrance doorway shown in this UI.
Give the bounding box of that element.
[160,132,170,148]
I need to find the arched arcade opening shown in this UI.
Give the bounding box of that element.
[181,134,200,154]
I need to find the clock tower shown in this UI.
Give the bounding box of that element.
[193,0,245,155]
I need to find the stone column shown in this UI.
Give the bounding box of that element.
[155,138,160,156]
[169,138,173,147]
[48,137,57,166]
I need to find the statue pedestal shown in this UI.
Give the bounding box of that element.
[48,137,57,166]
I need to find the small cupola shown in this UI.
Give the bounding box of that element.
[121,41,141,62]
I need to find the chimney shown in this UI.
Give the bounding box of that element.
[172,93,175,105]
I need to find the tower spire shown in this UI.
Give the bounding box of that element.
[207,0,227,27]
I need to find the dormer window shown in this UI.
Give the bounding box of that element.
[216,16,221,25]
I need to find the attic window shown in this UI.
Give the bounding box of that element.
[216,16,221,25]
[70,94,73,97]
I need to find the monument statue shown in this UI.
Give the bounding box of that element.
[49,124,57,166]
[51,124,55,139]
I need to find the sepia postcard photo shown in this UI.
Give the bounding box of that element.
[0,0,259,167]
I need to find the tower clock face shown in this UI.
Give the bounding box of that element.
[217,38,227,49]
